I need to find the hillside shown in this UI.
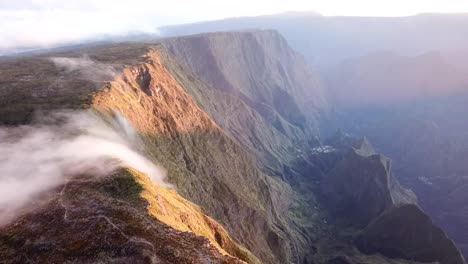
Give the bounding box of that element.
[0,31,464,264]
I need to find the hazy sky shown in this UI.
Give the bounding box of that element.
[1,0,468,52]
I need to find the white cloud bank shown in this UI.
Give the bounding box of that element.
[0,110,169,226]
[0,0,163,53]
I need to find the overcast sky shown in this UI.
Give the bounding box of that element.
[2,0,468,52]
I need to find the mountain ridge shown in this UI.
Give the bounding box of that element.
[0,30,464,264]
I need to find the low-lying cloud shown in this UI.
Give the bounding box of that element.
[0,110,169,226]
[50,56,116,81]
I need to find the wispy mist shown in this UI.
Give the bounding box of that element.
[0,110,168,226]
[50,56,116,81]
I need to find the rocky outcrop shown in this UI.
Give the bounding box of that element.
[321,96,468,260]
[325,130,375,156]
[357,204,466,264]
[321,138,464,263]
[322,141,416,228]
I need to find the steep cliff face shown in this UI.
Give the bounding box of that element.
[164,30,327,117]
[162,31,327,175]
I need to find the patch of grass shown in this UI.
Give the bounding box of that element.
[102,170,144,200]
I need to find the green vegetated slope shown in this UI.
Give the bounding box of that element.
[0,30,464,264]
[0,169,246,263]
